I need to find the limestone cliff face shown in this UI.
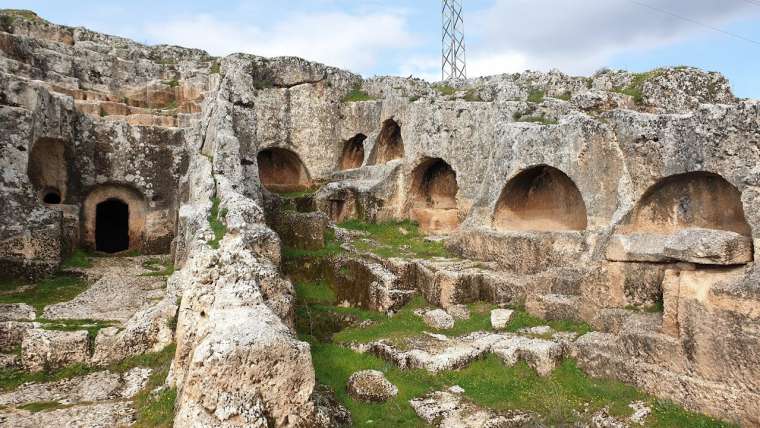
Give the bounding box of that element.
[2,9,760,427]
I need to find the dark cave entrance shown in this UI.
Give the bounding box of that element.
[96,198,130,253]
[42,188,62,204]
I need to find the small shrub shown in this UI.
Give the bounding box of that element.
[209,62,221,74]
[253,79,273,90]
[464,89,484,102]
[513,113,558,125]
[557,91,572,101]
[433,84,457,96]
[527,89,546,103]
[408,95,420,102]
[342,84,375,102]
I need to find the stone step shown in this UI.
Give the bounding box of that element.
[525,293,583,323]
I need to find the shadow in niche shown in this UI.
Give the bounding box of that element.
[96,199,130,253]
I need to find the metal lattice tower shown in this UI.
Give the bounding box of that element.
[442,0,466,81]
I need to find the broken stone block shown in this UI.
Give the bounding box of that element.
[0,321,38,353]
[21,329,91,372]
[346,370,398,402]
[492,335,565,376]
[490,309,514,329]
[663,228,753,265]
[605,233,670,263]
[423,309,455,330]
[410,389,535,427]
[0,303,36,322]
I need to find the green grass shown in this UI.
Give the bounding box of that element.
[62,249,92,269]
[338,220,449,259]
[209,62,221,74]
[292,267,735,427]
[342,85,375,102]
[433,84,457,96]
[0,274,88,315]
[18,401,68,413]
[463,89,484,102]
[0,363,93,392]
[527,89,546,103]
[612,69,665,105]
[141,259,175,277]
[504,309,592,336]
[163,79,180,88]
[282,228,343,260]
[207,197,228,250]
[130,345,177,428]
[557,91,572,101]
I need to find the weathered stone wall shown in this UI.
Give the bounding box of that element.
[3,9,760,426]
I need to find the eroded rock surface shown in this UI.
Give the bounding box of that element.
[346,370,398,402]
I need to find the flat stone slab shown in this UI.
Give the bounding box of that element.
[0,304,36,322]
[0,401,135,428]
[663,228,753,265]
[490,309,514,329]
[411,387,535,427]
[0,367,151,407]
[43,256,168,323]
[358,331,573,375]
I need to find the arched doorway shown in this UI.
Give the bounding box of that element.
[368,119,404,165]
[82,184,147,254]
[257,148,312,193]
[96,199,130,253]
[624,172,751,236]
[339,134,366,170]
[493,165,587,232]
[409,158,459,233]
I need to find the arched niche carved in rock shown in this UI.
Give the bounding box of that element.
[368,119,404,165]
[257,148,312,193]
[409,157,460,233]
[493,165,588,232]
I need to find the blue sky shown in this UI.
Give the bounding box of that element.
[2,0,759,98]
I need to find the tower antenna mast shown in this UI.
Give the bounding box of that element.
[442,0,467,81]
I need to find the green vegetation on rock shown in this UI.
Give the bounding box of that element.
[338,220,449,259]
[433,84,457,96]
[342,84,375,102]
[0,274,88,316]
[62,249,92,269]
[527,89,546,103]
[613,69,665,105]
[207,196,228,250]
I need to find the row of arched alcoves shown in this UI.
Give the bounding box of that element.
[254,118,753,238]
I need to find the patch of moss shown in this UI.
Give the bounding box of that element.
[338,220,449,259]
[433,84,457,96]
[18,401,68,413]
[513,113,558,125]
[62,249,92,269]
[0,274,88,316]
[342,84,375,102]
[141,259,175,277]
[612,69,665,105]
[282,228,342,260]
[463,89,484,102]
[207,197,228,250]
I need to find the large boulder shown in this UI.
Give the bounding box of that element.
[0,304,36,322]
[346,370,398,402]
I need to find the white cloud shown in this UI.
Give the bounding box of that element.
[466,0,757,76]
[144,12,417,74]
